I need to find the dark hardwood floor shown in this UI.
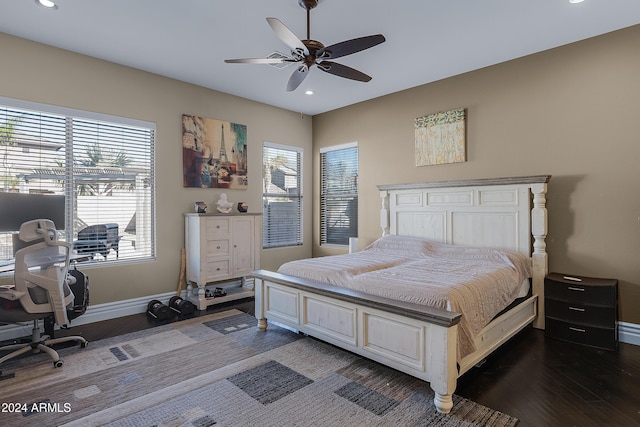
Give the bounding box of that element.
[455,326,640,427]
[13,299,640,427]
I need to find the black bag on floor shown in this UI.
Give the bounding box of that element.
[67,268,89,320]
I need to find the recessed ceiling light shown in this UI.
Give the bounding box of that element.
[36,0,58,9]
[569,0,584,4]
[305,90,314,95]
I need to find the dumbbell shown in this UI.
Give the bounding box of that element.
[146,299,173,320]
[168,295,196,316]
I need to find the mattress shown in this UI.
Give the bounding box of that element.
[277,235,532,358]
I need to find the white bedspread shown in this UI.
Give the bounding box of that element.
[277,235,532,359]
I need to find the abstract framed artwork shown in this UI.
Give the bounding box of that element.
[415,108,466,166]
[182,114,248,189]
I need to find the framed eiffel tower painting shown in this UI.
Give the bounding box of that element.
[182,114,248,189]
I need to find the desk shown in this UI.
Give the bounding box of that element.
[0,254,93,274]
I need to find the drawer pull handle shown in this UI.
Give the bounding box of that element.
[568,286,585,292]
[568,307,585,312]
[563,276,583,282]
[569,327,586,333]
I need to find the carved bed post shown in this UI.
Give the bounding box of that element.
[531,182,548,329]
[428,323,458,414]
[380,190,390,236]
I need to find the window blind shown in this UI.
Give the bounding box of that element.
[320,143,358,246]
[0,98,155,266]
[262,142,303,248]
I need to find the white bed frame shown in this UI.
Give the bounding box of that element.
[253,175,550,414]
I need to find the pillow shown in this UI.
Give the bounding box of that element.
[363,235,435,254]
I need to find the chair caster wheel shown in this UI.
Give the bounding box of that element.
[81,341,89,348]
[54,359,64,368]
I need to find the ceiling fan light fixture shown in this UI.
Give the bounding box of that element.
[266,52,292,69]
[36,0,58,9]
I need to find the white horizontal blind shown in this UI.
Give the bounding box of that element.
[0,98,155,266]
[262,142,302,248]
[320,143,358,246]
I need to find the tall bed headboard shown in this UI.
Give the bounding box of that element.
[377,175,551,329]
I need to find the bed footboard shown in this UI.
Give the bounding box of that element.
[253,270,462,414]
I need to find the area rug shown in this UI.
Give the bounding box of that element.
[0,310,518,427]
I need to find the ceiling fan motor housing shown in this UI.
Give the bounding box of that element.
[298,0,318,10]
[302,39,325,65]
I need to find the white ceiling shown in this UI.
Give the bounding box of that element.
[2,0,640,115]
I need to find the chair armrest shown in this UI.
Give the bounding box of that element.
[0,284,26,301]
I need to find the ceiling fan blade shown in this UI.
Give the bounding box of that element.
[224,57,295,64]
[317,61,372,82]
[286,65,310,91]
[267,17,309,57]
[316,34,385,60]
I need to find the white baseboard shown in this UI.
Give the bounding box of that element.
[0,290,179,343]
[70,291,179,326]
[619,321,640,346]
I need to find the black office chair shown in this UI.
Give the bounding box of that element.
[0,219,88,371]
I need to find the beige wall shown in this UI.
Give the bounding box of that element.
[0,33,313,304]
[2,24,639,324]
[312,25,640,324]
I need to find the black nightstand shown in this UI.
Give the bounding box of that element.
[544,272,618,350]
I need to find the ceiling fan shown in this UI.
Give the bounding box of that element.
[224,0,386,92]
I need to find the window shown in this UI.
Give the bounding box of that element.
[0,97,155,266]
[320,142,358,246]
[262,142,302,248]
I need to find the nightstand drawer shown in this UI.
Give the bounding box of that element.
[545,317,617,350]
[545,299,616,326]
[545,273,617,306]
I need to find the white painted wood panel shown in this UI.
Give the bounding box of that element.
[361,311,425,371]
[395,192,422,206]
[231,216,256,276]
[426,190,473,207]
[303,295,357,346]
[265,284,299,324]
[396,212,446,241]
[450,211,520,250]
[477,188,519,206]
